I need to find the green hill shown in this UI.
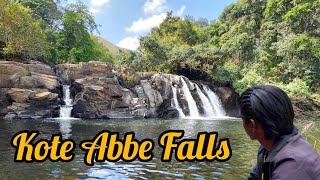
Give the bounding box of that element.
[94,36,127,54]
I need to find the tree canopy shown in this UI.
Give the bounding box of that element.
[1,0,319,103]
[0,0,112,63]
[118,0,320,103]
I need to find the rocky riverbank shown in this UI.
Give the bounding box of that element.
[0,60,239,119]
[0,61,61,119]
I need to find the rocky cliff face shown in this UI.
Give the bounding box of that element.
[56,61,239,119]
[0,60,239,119]
[0,61,60,119]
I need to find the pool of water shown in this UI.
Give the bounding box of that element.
[0,117,318,179]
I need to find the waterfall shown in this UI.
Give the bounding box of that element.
[180,78,200,117]
[59,85,73,118]
[171,85,185,117]
[195,84,216,117]
[203,86,226,117]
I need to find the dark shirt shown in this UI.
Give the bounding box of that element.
[247,127,320,180]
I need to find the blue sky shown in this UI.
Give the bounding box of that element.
[78,0,236,50]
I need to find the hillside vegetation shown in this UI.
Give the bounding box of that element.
[0,0,113,63]
[119,0,320,109]
[0,0,319,110]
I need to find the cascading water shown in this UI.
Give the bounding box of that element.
[203,85,226,117]
[195,84,216,117]
[169,75,227,118]
[59,85,73,118]
[180,78,200,117]
[171,85,185,117]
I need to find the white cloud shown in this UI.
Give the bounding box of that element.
[117,37,140,50]
[89,0,111,13]
[89,7,99,13]
[91,0,111,7]
[126,13,166,34]
[174,5,186,17]
[123,2,186,47]
[144,0,167,14]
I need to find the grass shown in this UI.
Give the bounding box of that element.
[295,112,320,154]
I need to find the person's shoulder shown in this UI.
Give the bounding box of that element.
[271,133,320,179]
[279,133,318,158]
[274,133,320,168]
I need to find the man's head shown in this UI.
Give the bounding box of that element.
[239,85,294,140]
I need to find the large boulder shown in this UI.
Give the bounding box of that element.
[156,99,179,118]
[56,61,114,84]
[140,80,163,117]
[0,61,61,119]
[61,63,167,119]
[4,88,60,119]
[71,77,132,119]
[0,61,59,90]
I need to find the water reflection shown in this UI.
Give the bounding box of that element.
[0,118,265,179]
[58,118,72,139]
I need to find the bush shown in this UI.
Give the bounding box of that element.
[233,69,266,94]
[282,78,312,99]
[213,61,241,84]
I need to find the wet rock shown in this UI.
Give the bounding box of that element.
[58,61,238,119]
[214,86,240,117]
[0,88,10,116]
[157,99,179,118]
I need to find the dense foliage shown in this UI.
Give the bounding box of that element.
[119,0,320,102]
[1,0,319,103]
[0,0,112,63]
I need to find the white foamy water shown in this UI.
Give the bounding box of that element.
[59,85,73,118]
[171,85,186,117]
[180,78,200,117]
[203,85,226,117]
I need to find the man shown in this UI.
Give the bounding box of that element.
[239,85,320,180]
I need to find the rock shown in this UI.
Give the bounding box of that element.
[30,91,58,102]
[157,99,179,118]
[56,61,115,83]
[214,86,240,117]
[7,88,58,103]
[5,89,60,119]
[7,88,32,103]
[0,61,61,119]
[0,61,59,90]
[112,100,130,109]
[152,74,173,100]
[106,85,123,97]
[120,68,141,88]
[141,80,163,108]
[0,88,10,116]
[131,109,146,118]
[25,62,56,76]
[55,61,238,119]
[30,74,59,90]
[4,100,60,120]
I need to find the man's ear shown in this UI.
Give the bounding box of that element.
[249,119,257,132]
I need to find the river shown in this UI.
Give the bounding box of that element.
[0,117,319,179]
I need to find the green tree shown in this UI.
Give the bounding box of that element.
[56,2,111,63]
[19,0,60,28]
[0,0,49,58]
